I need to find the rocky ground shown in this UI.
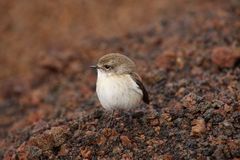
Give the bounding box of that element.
[0,0,240,159]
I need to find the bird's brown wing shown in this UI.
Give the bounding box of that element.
[130,73,150,104]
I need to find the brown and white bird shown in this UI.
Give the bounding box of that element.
[91,53,149,110]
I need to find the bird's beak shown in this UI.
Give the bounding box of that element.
[90,65,99,69]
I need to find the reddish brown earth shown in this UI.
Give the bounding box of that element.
[0,0,240,159]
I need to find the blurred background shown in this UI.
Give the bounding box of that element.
[0,0,170,81]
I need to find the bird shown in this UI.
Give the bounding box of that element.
[90,53,149,111]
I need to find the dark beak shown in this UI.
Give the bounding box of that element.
[90,65,99,69]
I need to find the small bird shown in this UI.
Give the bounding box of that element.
[91,53,149,110]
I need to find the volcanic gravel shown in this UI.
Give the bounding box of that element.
[0,1,240,160]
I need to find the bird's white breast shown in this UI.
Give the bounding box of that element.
[96,70,143,110]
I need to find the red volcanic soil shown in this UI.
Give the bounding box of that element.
[0,0,240,159]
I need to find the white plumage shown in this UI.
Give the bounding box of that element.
[96,70,143,110]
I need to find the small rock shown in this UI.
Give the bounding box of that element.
[176,87,186,97]
[154,126,161,134]
[28,125,69,151]
[122,153,133,160]
[120,135,132,146]
[112,146,121,154]
[161,113,172,122]
[47,126,69,147]
[211,47,240,68]
[28,133,54,151]
[150,119,159,126]
[80,147,92,158]
[139,134,145,140]
[102,128,115,137]
[97,136,106,146]
[181,93,199,111]
[191,118,206,136]
[58,144,69,156]
[223,104,233,113]
[222,120,232,127]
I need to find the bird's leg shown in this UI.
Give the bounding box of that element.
[106,110,115,128]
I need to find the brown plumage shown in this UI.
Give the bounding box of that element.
[130,73,150,104]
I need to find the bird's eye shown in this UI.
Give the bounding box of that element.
[104,65,111,70]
